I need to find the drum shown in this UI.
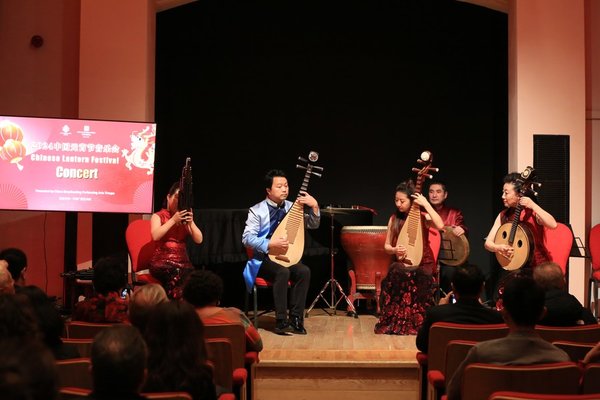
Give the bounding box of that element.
[340,226,390,290]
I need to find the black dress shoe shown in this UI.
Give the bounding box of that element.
[274,319,293,335]
[290,316,307,334]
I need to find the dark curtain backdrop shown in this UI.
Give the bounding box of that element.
[153,0,508,307]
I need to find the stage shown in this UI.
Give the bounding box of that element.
[253,309,419,400]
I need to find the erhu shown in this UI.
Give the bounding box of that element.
[178,157,193,224]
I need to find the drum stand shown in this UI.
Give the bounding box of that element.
[305,210,357,317]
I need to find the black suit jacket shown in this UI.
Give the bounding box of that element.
[415,297,504,352]
[538,289,598,326]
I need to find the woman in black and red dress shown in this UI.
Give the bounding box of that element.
[149,182,203,299]
[374,180,444,335]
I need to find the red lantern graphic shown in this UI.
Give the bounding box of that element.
[0,120,24,147]
[0,139,26,171]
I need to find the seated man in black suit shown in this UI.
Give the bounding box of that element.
[533,261,597,326]
[416,263,504,353]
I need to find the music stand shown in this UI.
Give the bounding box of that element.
[305,207,357,317]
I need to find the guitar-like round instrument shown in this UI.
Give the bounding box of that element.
[493,166,538,271]
[438,226,470,267]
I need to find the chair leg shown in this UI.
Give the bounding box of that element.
[595,280,599,321]
[588,278,593,315]
[253,284,258,328]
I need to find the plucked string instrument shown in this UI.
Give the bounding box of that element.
[395,151,438,268]
[268,151,323,267]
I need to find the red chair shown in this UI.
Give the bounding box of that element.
[552,340,596,363]
[417,322,509,400]
[588,223,600,318]
[243,247,290,327]
[125,218,160,286]
[64,321,115,339]
[488,392,600,400]
[459,362,582,400]
[535,324,600,344]
[428,339,476,400]
[582,362,600,394]
[204,322,258,400]
[56,358,93,390]
[543,222,574,275]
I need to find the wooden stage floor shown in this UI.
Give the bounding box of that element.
[252,309,419,400]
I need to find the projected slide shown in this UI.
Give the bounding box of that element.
[0,116,156,213]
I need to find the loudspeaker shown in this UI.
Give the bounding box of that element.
[533,134,569,224]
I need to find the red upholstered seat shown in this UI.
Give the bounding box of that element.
[244,247,291,327]
[543,222,574,275]
[125,218,161,286]
[588,224,600,318]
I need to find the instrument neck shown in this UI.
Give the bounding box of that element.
[508,204,523,244]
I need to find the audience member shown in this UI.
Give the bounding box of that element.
[0,293,41,341]
[0,338,59,400]
[0,247,28,287]
[89,324,148,400]
[72,256,129,323]
[142,300,217,400]
[533,261,597,326]
[415,264,504,353]
[183,269,263,352]
[16,285,80,360]
[0,260,15,295]
[446,275,569,400]
[128,283,168,335]
[0,294,57,399]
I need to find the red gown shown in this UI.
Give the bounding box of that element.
[374,213,436,335]
[149,208,193,299]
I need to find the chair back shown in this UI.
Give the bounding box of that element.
[582,363,600,394]
[461,361,582,400]
[65,321,115,339]
[56,358,93,390]
[58,387,91,400]
[203,323,247,370]
[552,340,596,363]
[590,224,600,279]
[535,324,600,344]
[544,222,574,274]
[489,392,600,400]
[125,218,159,283]
[427,322,509,372]
[427,340,476,400]
[205,338,234,391]
[204,322,249,400]
[444,340,476,386]
[61,337,94,358]
[142,392,194,400]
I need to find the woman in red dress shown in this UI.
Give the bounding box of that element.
[375,180,444,335]
[149,182,203,299]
